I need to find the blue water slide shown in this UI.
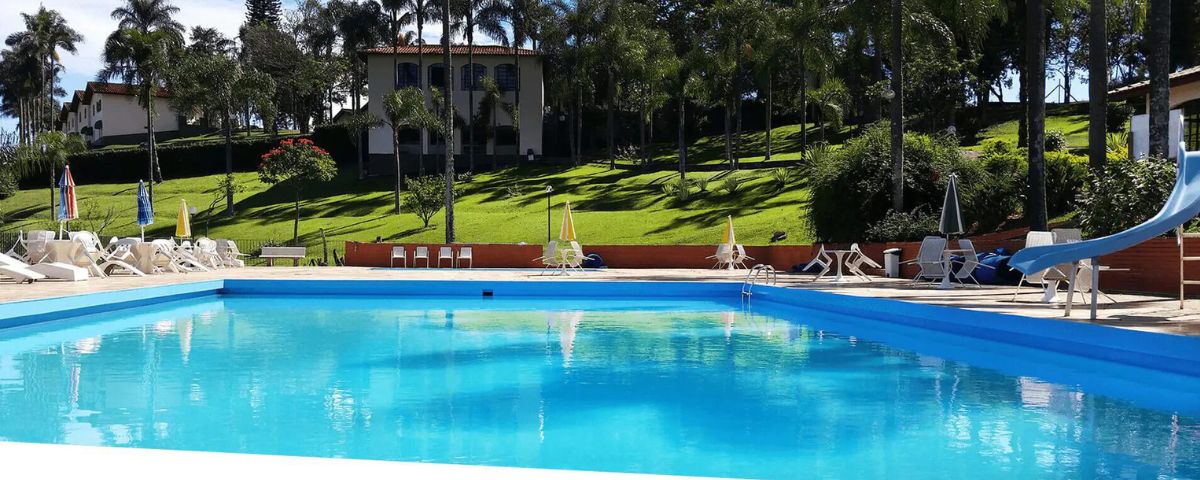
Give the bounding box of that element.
[1009,142,1200,275]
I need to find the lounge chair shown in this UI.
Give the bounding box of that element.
[192,238,225,270]
[413,246,430,267]
[24,230,57,264]
[390,246,406,267]
[457,246,473,268]
[846,243,882,281]
[215,240,247,268]
[536,241,559,275]
[952,239,993,286]
[0,251,87,281]
[805,245,833,281]
[733,244,755,269]
[437,246,454,268]
[561,242,586,272]
[69,231,145,277]
[901,236,949,283]
[1012,231,1067,301]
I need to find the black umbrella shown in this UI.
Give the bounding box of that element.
[939,173,964,236]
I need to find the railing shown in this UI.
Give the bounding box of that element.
[742,264,778,297]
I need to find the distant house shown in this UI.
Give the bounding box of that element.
[362,45,543,175]
[1109,65,1200,155]
[57,81,185,146]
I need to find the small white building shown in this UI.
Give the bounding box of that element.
[58,81,182,146]
[363,45,543,175]
[1110,65,1200,155]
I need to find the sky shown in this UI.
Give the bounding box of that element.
[0,0,1089,134]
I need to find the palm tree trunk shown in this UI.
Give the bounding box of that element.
[1026,0,1049,230]
[765,70,772,161]
[639,108,647,168]
[677,92,686,179]
[224,107,234,216]
[889,0,905,212]
[1088,0,1107,171]
[723,97,732,169]
[49,170,56,221]
[146,97,155,202]
[293,190,300,243]
[394,127,402,214]
[1017,56,1028,148]
[418,21,426,176]
[868,30,883,124]
[576,87,583,165]
[800,66,807,152]
[607,66,615,168]
[468,33,476,173]
[1148,0,1171,158]
[513,42,521,164]
[442,1,456,244]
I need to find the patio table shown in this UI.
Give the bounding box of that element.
[818,249,855,283]
[937,248,971,290]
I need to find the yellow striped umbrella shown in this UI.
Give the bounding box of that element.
[722,215,736,249]
[559,201,577,242]
[175,199,192,238]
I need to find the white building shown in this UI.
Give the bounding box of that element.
[58,82,182,146]
[363,45,543,174]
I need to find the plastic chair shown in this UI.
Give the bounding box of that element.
[456,246,473,268]
[413,246,430,267]
[437,246,454,268]
[390,246,406,267]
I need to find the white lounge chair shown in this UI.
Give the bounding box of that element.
[192,238,224,270]
[69,231,145,277]
[733,244,755,269]
[437,246,454,268]
[457,246,473,268]
[901,236,949,283]
[413,246,430,267]
[0,251,87,281]
[1012,231,1067,301]
[846,243,882,281]
[805,245,833,281]
[215,240,247,268]
[390,246,406,267]
[5,230,29,262]
[536,241,559,275]
[562,242,586,272]
[24,230,57,264]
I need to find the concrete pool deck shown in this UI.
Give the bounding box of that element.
[1,266,1199,336]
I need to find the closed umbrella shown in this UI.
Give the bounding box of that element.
[57,166,78,236]
[136,180,153,240]
[722,215,736,250]
[175,199,192,239]
[939,174,964,236]
[559,201,576,242]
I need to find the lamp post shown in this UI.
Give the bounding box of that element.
[546,185,553,243]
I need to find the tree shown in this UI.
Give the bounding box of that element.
[453,0,508,172]
[246,0,284,26]
[187,26,235,55]
[809,79,849,142]
[99,0,184,203]
[889,0,904,212]
[1088,0,1107,171]
[399,0,437,158]
[1027,0,1049,230]
[14,131,85,219]
[0,38,47,145]
[476,76,518,169]
[334,0,387,179]
[441,0,456,243]
[258,138,337,243]
[404,174,448,227]
[4,7,82,135]
[1147,0,1170,158]
[384,87,438,213]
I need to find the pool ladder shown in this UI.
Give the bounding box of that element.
[742,264,778,297]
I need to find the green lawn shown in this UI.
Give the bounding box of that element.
[974,113,1091,151]
[0,164,812,247]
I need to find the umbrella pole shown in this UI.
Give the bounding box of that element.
[140,226,145,241]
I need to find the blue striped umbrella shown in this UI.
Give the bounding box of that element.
[136,180,153,240]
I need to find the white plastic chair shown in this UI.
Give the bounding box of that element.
[390,246,406,267]
[457,246,473,268]
[707,244,734,269]
[413,246,430,267]
[952,239,994,286]
[1012,231,1064,300]
[562,241,585,271]
[536,241,558,275]
[846,243,882,281]
[733,244,755,269]
[805,245,833,281]
[437,246,455,268]
[900,236,949,283]
[215,240,247,268]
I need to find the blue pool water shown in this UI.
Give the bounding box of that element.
[0,293,1197,479]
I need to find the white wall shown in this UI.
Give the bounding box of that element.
[366,52,544,158]
[92,93,180,141]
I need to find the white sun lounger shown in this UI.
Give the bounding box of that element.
[0,252,87,281]
[0,264,46,283]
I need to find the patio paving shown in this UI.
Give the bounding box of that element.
[1,266,1198,336]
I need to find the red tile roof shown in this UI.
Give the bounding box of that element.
[360,45,538,56]
[1108,65,1200,100]
[85,81,172,98]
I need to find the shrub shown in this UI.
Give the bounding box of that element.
[967,139,1087,231]
[771,167,794,191]
[57,134,310,186]
[720,174,741,195]
[673,177,691,202]
[404,175,448,227]
[808,123,980,241]
[660,179,677,195]
[1077,155,1175,237]
[258,138,337,242]
[693,175,710,192]
[865,208,940,242]
[1045,152,1087,216]
[1045,130,1069,152]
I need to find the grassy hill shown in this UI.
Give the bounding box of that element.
[0,164,811,246]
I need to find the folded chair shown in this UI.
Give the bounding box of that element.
[846,243,883,281]
[805,245,833,281]
[70,231,146,277]
[707,244,734,269]
[733,244,755,269]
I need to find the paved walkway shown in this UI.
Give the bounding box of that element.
[2,267,1199,336]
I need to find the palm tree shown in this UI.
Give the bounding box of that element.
[784,0,835,155]
[384,88,435,213]
[505,0,548,160]
[99,0,184,203]
[1026,0,1048,230]
[889,0,904,211]
[187,26,235,55]
[1147,0,1170,158]
[400,0,436,169]
[335,0,387,179]
[1087,0,1106,171]
[5,7,82,134]
[453,0,507,172]
[0,42,45,144]
[441,0,456,243]
[382,0,414,94]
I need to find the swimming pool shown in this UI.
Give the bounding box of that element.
[0,280,1197,479]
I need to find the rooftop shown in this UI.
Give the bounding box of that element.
[360,44,538,56]
[1108,64,1200,100]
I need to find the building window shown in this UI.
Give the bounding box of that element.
[461,64,486,91]
[96,100,101,113]
[395,63,420,89]
[495,64,517,92]
[429,63,445,88]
